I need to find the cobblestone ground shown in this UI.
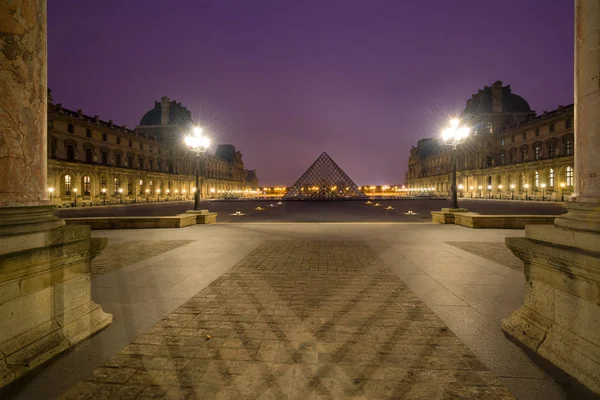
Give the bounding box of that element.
[64,241,514,399]
[444,242,524,272]
[92,240,196,275]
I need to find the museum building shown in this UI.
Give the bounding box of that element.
[406,81,574,200]
[47,93,258,206]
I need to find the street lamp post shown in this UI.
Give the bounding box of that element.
[470,186,474,199]
[541,183,546,201]
[175,189,179,201]
[185,127,211,211]
[478,186,483,199]
[560,182,566,202]
[145,189,149,203]
[156,189,161,202]
[118,188,123,204]
[498,185,503,199]
[458,184,464,198]
[166,189,170,201]
[73,188,78,207]
[441,118,470,209]
[48,187,54,203]
[101,188,106,205]
[510,184,515,200]
[524,184,529,201]
[487,185,492,199]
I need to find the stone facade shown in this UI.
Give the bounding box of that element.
[407,82,574,202]
[47,94,259,206]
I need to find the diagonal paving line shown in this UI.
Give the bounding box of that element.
[60,240,515,399]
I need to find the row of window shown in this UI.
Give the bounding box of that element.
[67,124,160,153]
[500,119,571,146]
[61,175,176,196]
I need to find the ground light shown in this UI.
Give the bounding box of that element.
[385,206,394,210]
[255,206,263,211]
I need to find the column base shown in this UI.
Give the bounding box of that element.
[431,208,469,224]
[554,201,600,234]
[0,207,112,388]
[502,225,600,394]
[184,209,218,224]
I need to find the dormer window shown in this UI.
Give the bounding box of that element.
[68,124,74,133]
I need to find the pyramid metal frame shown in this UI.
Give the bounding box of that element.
[283,152,368,200]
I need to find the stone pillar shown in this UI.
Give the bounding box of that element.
[0,1,111,388]
[502,1,600,394]
[555,0,600,233]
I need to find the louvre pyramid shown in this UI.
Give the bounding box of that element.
[283,152,368,200]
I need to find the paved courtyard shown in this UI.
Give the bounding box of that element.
[54,199,565,223]
[6,223,589,399]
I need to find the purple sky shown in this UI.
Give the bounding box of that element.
[48,1,574,186]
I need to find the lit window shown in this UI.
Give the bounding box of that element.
[548,142,555,158]
[534,144,541,160]
[82,176,91,195]
[114,178,120,193]
[535,171,539,188]
[549,168,554,187]
[566,166,574,186]
[485,121,493,134]
[565,118,572,129]
[64,174,72,195]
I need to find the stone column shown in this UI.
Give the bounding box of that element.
[555,0,600,233]
[0,1,111,388]
[502,1,600,394]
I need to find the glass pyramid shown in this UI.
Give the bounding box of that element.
[283,152,368,200]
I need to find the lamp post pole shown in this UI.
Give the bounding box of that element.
[185,127,210,211]
[441,119,470,210]
[73,188,78,207]
[560,183,565,202]
[510,184,515,200]
[525,184,529,201]
[541,183,546,201]
[498,185,503,200]
[101,188,106,205]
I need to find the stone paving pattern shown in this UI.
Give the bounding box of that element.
[444,242,524,272]
[92,241,196,275]
[63,241,514,399]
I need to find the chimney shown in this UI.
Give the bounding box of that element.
[492,81,503,113]
[160,96,171,125]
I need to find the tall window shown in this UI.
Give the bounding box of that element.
[501,138,505,146]
[85,148,93,163]
[113,178,120,194]
[128,155,134,168]
[534,144,541,160]
[566,118,572,129]
[51,138,57,158]
[66,145,75,161]
[549,123,555,133]
[535,128,540,137]
[521,147,528,162]
[86,129,91,138]
[138,156,144,169]
[64,174,72,195]
[127,181,133,195]
[566,166,574,186]
[549,168,554,187]
[67,124,74,134]
[102,133,107,142]
[115,153,122,167]
[485,121,493,134]
[101,151,108,165]
[521,173,526,190]
[129,140,133,147]
[117,137,121,145]
[512,135,515,144]
[82,175,91,195]
[566,138,573,156]
[500,152,505,165]
[522,132,527,140]
[101,177,107,189]
[548,142,555,158]
[535,171,539,188]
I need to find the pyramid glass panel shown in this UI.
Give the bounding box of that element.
[283,152,368,200]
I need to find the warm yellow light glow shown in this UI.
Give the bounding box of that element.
[192,187,197,192]
[498,185,503,189]
[48,187,54,193]
[156,189,160,193]
[210,188,215,193]
[175,189,178,193]
[470,186,474,190]
[118,188,123,193]
[182,190,186,194]
[442,118,470,143]
[166,189,170,193]
[458,184,464,189]
[144,189,148,193]
[510,184,515,189]
[478,186,482,190]
[541,183,547,188]
[525,184,529,189]
[487,185,492,190]
[560,182,566,187]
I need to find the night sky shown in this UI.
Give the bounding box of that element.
[48,1,574,186]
